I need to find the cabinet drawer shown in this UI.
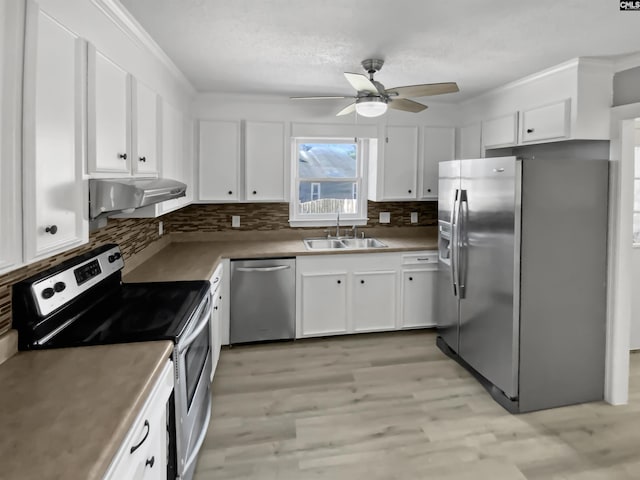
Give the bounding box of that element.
[401,252,437,266]
[520,99,570,143]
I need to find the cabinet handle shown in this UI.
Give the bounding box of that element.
[145,456,155,468]
[45,225,58,235]
[360,280,365,284]
[252,190,257,195]
[130,420,150,454]
[118,153,127,160]
[139,156,146,162]
[409,277,413,281]
[228,190,233,195]
[526,128,535,134]
[337,280,341,284]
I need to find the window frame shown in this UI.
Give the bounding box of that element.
[633,145,640,247]
[289,137,369,227]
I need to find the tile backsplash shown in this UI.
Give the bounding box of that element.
[164,201,437,233]
[0,200,437,337]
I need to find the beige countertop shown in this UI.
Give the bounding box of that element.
[0,341,173,480]
[124,227,438,283]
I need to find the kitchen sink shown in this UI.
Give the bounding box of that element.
[303,237,387,250]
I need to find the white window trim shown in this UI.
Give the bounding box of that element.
[634,146,640,247]
[289,137,371,227]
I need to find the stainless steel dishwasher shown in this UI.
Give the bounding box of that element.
[230,258,296,344]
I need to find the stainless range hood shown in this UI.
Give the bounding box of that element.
[89,177,187,220]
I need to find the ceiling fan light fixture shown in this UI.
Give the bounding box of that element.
[355,96,388,117]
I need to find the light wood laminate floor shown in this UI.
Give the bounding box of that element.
[194,331,640,479]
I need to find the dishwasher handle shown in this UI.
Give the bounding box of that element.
[235,265,291,273]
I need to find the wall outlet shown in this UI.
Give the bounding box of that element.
[379,212,391,224]
[158,221,163,236]
[410,212,418,224]
[231,215,241,228]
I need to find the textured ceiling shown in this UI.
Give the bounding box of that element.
[120,0,640,102]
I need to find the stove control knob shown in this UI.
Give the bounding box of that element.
[53,282,66,293]
[41,288,55,300]
[108,255,115,263]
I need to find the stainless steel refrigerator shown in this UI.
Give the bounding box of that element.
[436,155,608,413]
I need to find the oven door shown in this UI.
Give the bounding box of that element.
[175,293,213,480]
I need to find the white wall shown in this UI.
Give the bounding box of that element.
[193,92,460,127]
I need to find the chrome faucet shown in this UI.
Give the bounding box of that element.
[351,224,357,239]
[335,212,341,237]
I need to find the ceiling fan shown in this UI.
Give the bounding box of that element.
[291,59,459,117]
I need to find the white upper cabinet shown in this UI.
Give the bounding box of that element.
[520,99,570,143]
[421,126,455,199]
[0,0,24,274]
[379,125,419,200]
[22,3,87,262]
[198,120,240,202]
[482,113,518,149]
[88,45,131,175]
[245,121,286,201]
[159,101,191,214]
[132,79,159,176]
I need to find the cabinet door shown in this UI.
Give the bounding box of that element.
[421,127,455,199]
[482,113,518,149]
[300,272,347,336]
[401,269,437,328]
[352,271,397,332]
[459,122,481,159]
[22,6,87,262]
[158,103,192,214]
[383,126,418,199]
[132,79,159,176]
[88,45,131,175]
[245,121,285,201]
[199,120,240,201]
[520,99,570,143]
[0,0,23,273]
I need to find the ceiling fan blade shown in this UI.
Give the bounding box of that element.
[290,96,352,100]
[344,73,379,95]
[386,82,459,98]
[336,103,356,116]
[388,98,428,113]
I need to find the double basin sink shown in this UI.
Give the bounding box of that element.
[303,237,387,250]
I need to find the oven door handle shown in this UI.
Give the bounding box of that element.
[178,304,213,354]
[182,393,212,473]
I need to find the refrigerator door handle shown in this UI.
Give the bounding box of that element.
[450,189,459,296]
[458,189,468,299]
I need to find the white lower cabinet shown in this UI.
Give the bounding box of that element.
[210,264,224,381]
[352,271,397,332]
[400,252,438,328]
[103,360,173,480]
[299,271,348,336]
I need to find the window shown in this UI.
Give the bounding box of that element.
[634,146,640,244]
[290,138,371,226]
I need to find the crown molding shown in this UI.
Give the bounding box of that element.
[90,0,196,97]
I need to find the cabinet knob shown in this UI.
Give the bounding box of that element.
[252,190,257,195]
[408,189,412,194]
[409,277,413,281]
[214,306,218,310]
[45,225,58,235]
[139,156,146,162]
[427,188,431,193]
[360,280,365,284]
[145,456,155,468]
[228,190,233,195]
[337,280,341,284]
[526,128,535,134]
[118,153,127,160]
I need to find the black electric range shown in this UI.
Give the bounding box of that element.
[12,244,210,350]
